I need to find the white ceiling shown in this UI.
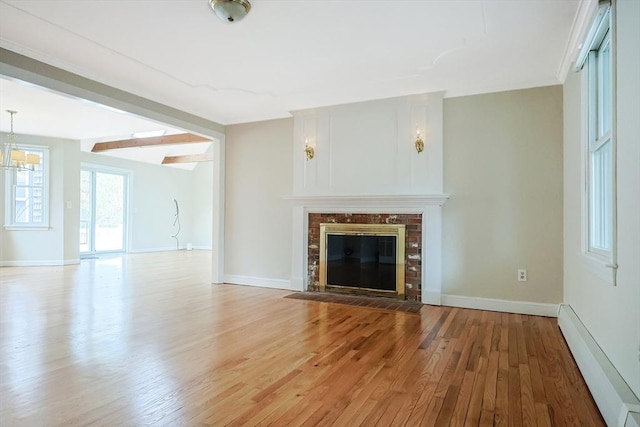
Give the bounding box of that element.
[0,0,582,163]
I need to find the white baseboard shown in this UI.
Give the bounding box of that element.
[558,304,640,427]
[128,247,212,253]
[223,274,292,291]
[128,247,183,253]
[422,291,442,306]
[441,294,559,317]
[290,276,304,292]
[1,258,80,267]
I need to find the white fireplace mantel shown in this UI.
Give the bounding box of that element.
[285,194,450,209]
[288,194,449,306]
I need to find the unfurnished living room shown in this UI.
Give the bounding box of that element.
[0,0,638,426]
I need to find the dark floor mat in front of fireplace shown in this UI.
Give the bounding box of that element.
[284,292,423,314]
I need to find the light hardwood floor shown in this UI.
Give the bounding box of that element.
[1,251,604,426]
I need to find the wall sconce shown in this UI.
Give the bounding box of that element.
[304,138,315,160]
[414,130,424,154]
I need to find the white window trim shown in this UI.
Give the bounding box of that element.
[3,145,50,229]
[579,1,618,284]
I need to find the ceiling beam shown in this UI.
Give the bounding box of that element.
[162,153,213,164]
[91,133,211,152]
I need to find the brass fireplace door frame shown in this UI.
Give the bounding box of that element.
[319,223,406,297]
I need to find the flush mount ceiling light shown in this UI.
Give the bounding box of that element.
[209,0,251,23]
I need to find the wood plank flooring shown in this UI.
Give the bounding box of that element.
[0,251,604,426]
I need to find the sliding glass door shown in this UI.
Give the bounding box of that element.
[80,168,128,254]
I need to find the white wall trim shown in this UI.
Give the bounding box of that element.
[441,294,559,317]
[127,248,213,253]
[128,247,183,253]
[557,0,600,81]
[192,246,213,251]
[223,275,292,291]
[422,291,442,306]
[558,304,640,427]
[285,194,450,208]
[1,258,79,267]
[211,135,225,284]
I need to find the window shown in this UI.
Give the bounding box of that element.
[583,6,614,258]
[4,146,49,228]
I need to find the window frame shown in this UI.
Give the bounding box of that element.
[3,145,50,230]
[586,30,613,258]
[580,3,617,280]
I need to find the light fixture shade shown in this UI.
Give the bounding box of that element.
[11,150,26,162]
[209,0,251,23]
[26,153,40,165]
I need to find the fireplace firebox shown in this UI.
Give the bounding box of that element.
[319,223,406,297]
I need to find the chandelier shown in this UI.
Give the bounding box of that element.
[1,110,40,171]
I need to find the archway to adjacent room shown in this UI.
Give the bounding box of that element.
[1,49,226,282]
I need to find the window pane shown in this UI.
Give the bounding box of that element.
[600,40,611,135]
[95,172,125,251]
[31,188,43,223]
[590,140,612,251]
[15,186,26,199]
[33,169,44,186]
[5,147,48,227]
[80,170,92,252]
[14,195,29,223]
[80,170,92,222]
[16,169,28,185]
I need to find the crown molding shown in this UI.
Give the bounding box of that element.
[557,0,600,82]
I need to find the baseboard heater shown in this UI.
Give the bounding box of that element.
[557,304,640,426]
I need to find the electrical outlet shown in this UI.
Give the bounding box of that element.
[518,269,527,282]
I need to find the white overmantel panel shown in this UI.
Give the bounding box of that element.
[292,92,444,197]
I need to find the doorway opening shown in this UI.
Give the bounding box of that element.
[80,167,129,255]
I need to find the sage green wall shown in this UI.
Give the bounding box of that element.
[442,86,564,304]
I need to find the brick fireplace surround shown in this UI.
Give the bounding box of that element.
[288,195,449,305]
[307,213,423,300]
